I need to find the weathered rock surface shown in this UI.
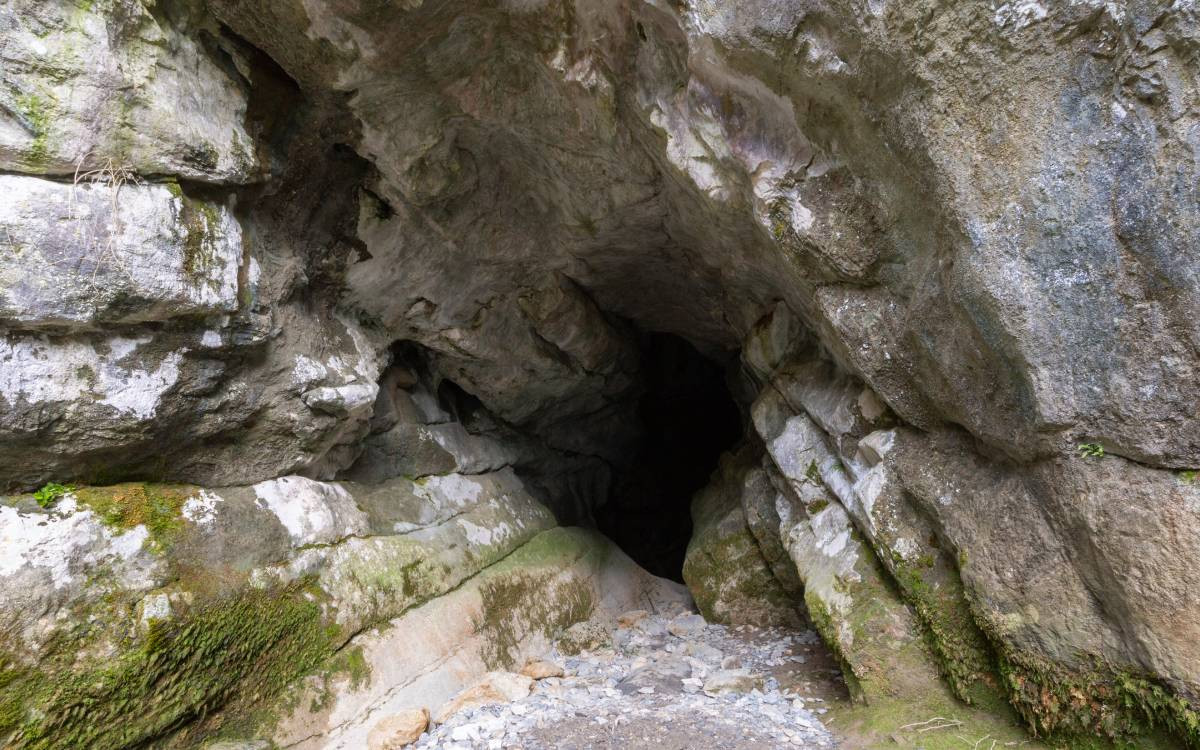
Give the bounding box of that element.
[432,672,534,724]
[0,176,244,329]
[271,528,691,749]
[366,709,428,750]
[1,0,1199,747]
[683,447,805,629]
[1,0,258,182]
[519,659,565,681]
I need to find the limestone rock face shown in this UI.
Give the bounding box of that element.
[1,0,1199,748]
[0,176,244,330]
[5,0,1197,486]
[1,0,258,182]
[366,709,428,750]
[683,448,805,628]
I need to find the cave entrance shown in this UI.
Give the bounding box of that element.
[596,332,744,583]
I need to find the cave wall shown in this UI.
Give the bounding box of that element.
[1,0,1199,746]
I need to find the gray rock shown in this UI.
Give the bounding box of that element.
[682,447,804,628]
[666,613,707,638]
[1,0,1199,746]
[702,669,764,695]
[0,176,244,330]
[556,621,611,656]
[0,0,258,182]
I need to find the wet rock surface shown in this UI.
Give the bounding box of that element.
[413,612,840,750]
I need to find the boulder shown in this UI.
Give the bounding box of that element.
[702,669,765,696]
[683,449,804,628]
[519,659,565,680]
[366,709,429,749]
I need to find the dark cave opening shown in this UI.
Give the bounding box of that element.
[355,335,745,586]
[596,332,744,583]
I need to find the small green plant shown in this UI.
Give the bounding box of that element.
[805,498,829,515]
[1077,443,1105,459]
[33,482,73,508]
[805,460,821,484]
[1180,470,1198,485]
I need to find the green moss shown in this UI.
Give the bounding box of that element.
[332,537,451,628]
[74,364,96,386]
[0,652,33,738]
[978,620,1200,749]
[16,93,52,167]
[889,556,997,704]
[303,645,373,715]
[805,498,829,514]
[876,541,1198,749]
[465,528,605,669]
[827,691,1046,750]
[767,198,793,241]
[805,460,821,484]
[473,571,595,670]
[342,647,371,691]
[501,526,608,566]
[6,583,338,750]
[73,483,192,554]
[165,181,184,199]
[178,196,223,283]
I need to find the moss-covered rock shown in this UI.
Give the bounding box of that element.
[72,483,192,554]
[3,582,337,749]
[786,500,944,704]
[0,471,582,749]
[683,450,803,628]
[979,615,1200,749]
[267,527,691,748]
[843,448,999,705]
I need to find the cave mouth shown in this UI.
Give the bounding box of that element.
[596,332,744,583]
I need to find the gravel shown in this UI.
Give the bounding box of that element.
[410,612,840,749]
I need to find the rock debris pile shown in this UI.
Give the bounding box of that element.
[407,611,839,750]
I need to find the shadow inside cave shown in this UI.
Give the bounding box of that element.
[595,331,743,583]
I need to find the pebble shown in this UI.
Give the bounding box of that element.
[411,613,836,749]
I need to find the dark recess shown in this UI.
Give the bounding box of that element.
[597,332,743,583]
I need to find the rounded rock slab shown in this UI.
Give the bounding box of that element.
[367,708,430,749]
[703,668,765,695]
[519,658,565,680]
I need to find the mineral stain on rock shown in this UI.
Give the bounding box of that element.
[0,0,1198,748]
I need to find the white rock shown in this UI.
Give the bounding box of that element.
[0,176,243,329]
[703,669,765,695]
[251,476,369,547]
[667,613,707,637]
